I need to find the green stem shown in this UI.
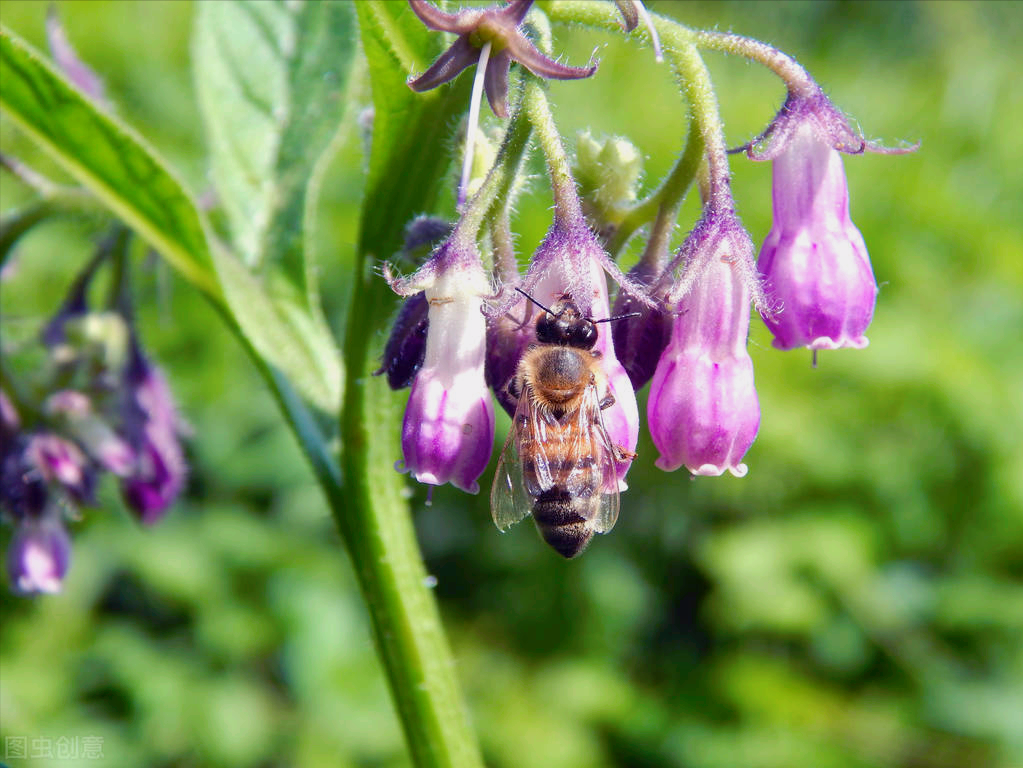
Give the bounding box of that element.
[0,191,100,269]
[336,266,482,768]
[608,111,704,257]
[694,29,816,96]
[490,209,518,282]
[521,75,584,224]
[545,2,736,243]
[457,92,533,241]
[330,93,534,768]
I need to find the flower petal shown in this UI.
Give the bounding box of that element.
[407,0,467,33]
[483,50,512,118]
[504,33,597,81]
[408,35,478,93]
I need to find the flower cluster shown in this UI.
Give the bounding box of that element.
[1,239,187,594]
[380,0,914,550]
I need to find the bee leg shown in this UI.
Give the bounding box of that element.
[614,444,637,461]
[598,392,616,410]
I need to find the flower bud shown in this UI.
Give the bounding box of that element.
[649,216,760,477]
[1,435,48,520]
[403,215,453,256]
[485,298,534,418]
[25,433,95,503]
[6,514,71,595]
[375,292,430,391]
[611,260,671,391]
[119,346,187,524]
[757,123,876,350]
[574,131,643,238]
[46,390,135,476]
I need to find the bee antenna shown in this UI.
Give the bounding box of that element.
[514,286,555,316]
[591,311,642,324]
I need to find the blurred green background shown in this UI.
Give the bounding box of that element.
[2,1,1021,766]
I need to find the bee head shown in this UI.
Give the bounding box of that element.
[535,300,598,349]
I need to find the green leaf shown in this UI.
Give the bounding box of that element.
[193,1,354,280]
[0,23,340,413]
[211,239,340,414]
[193,0,354,415]
[0,25,218,297]
[356,0,470,259]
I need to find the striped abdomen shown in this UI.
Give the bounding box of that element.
[519,408,602,558]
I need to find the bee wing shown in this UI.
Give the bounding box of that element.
[579,383,621,535]
[490,393,536,532]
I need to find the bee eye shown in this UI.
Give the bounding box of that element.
[574,322,597,347]
[536,315,558,343]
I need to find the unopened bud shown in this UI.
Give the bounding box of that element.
[574,131,643,237]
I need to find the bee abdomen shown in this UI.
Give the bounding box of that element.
[532,489,595,559]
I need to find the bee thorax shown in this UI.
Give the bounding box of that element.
[533,348,587,403]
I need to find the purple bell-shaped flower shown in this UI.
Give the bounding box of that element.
[648,211,760,477]
[119,342,187,524]
[389,236,496,494]
[521,219,643,488]
[757,123,877,350]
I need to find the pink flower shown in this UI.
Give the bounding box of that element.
[758,123,877,350]
[390,237,496,494]
[523,220,641,488]
[649,210,760,477]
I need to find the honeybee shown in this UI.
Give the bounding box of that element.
[491,290,636,558]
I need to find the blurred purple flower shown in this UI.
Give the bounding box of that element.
[7,513,71,595]
[46,390,136,476]
[46,5,107,104]
[119,344,187,524]
[25,432,95,503]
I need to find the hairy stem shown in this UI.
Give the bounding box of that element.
[693,29,816,96]
[521,75,584,224]
[456,90,532,242]
[608,110,704,257]
[545,2,738,240]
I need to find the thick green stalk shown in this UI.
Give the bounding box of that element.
[327,78,535,768]
[338,272,483,768]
